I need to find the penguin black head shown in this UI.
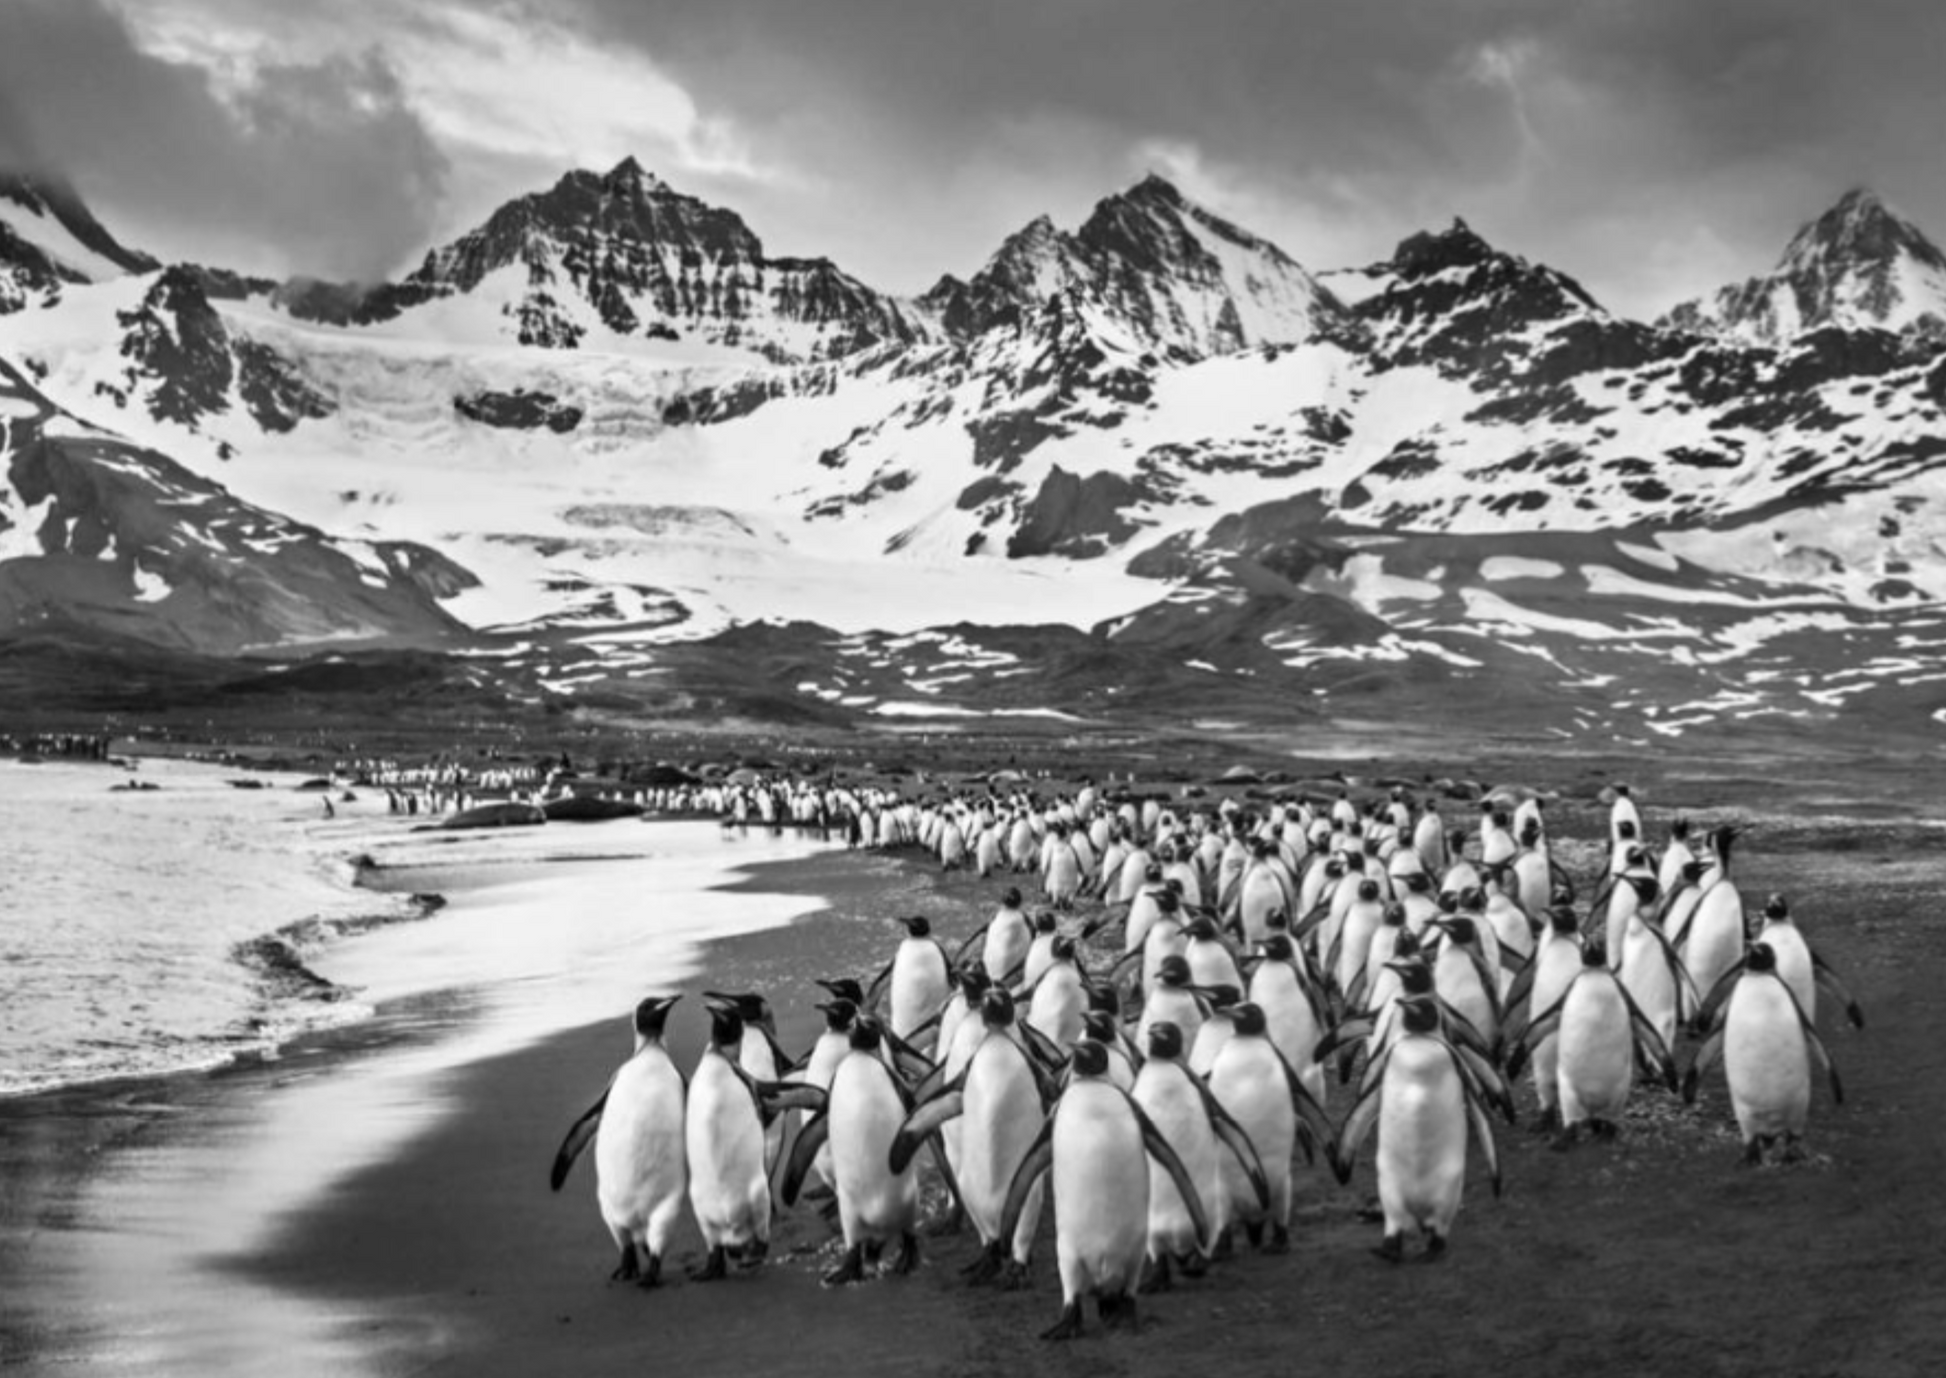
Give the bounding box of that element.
[1548,905,1580,937]
[1437,890,1460,915]
[707,1004,746,1048]
[1034,911,1059,934]
[1381,901,1406,929]
[1082,1010,1119,1044]
[1145,863,1164,884]
[1071,1040,1111,1078]
[1461,886,1486,912]
[1617,819,1638,842]
[1266,908,1290,933]
[1400,993,1441,1035]
[1050,935,1077,963]
[1440,915,1478,946]
[1671,817,1691,841]
[1357,878,1381,903]
[1387,958,1434,996]
[1185,917,1219,942]
[1003,886,1023,907]
[817,998,858,1031]
[1344,849,1367,870]
[1615,784,1632,798]
[1521,818,1542,846]
[980,987,1017,1028]
[1682,859,1706,884]
[815,976,866,1005]
[1146,1020,1184,1061]
[1155,889,1181,915]
[1202,983,1242,1011]
[903,915,933,938]
[849,1017,885,1053]
[1157,955,1193,988]
[633,993,680,1038]
[1230,1002,1268,1038]
[1089,983,1122,1016]
[959,966,993,999]
[1582,937,1610,969]
[1404,871,1432,895]
[1764,894,1790,922]
[1746,941,1778,973]
[1261,933,1295,962]
[1624,845,1647,869]
[1394,928,1423,960]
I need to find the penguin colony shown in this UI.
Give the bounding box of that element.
[553,780,1865,1340]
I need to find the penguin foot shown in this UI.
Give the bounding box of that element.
[1138,1257,1172,1295]
[822,1244,867,1288]
[1782,1135,1808,1165]
[1528,1106,1561,1136]
[1211,1227,1236,1262]
[924,1205,965,1238]
[1355,1197,1386,1224]
[1176,1250,1208,1280]
[1099,1292,1140,1334]
[1420,1231,1448,1263]
[1741,1136,1766,1167]
[1591,1119,1619,1142]
[735,1238,769,1270]
[1264,1223,1291,1255]
[688,1246,728,1282]
[1550,1125,1581,1153]
[636,1253,663,1290]
[1040,1303,1084,1342]
[887,1232,921,1276]
[1242,1221,1265,1249]
[1372,1233,1404,1264]
[998,1259,1034,1292]
[961,1241,1005,1285]
[801,1182,835,1203]
[609,1243,641,1282]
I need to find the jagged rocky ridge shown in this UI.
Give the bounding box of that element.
[4,161,1946,739]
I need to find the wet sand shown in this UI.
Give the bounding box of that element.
[6,782,1946,1377]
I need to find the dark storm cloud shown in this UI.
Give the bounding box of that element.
[557,0,1946,316]
[0,0,449,281]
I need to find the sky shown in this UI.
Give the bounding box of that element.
[2,0,1943,320]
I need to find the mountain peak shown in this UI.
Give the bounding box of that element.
[1125,172,1186,207]
[1663,185,1946,343]
[1390,216,1497,279]
[0,169,159,312]
[602,156,665,194]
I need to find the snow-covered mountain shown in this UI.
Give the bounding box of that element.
[4,164,1946,741]
[1,172,159,314]
[1663,188,1946,345]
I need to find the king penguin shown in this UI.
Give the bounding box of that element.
[549,993,687,1287]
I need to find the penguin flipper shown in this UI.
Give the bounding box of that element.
[1458,1071,1504,1198]
[757,1080,830,1116]
[952,922,992,968]
[889,1090,966,1175]
[863,957,896,1013]
[997,1115,1056,1247]
[1784,983,1845,1105]
[1451,1042,1516,1124]
[1681,1029,1725,1104]
[1693,959,1748,1036]
[1329,1060,1389,1184]
[1435,999,1495,1065]
[926,1132,966,1216]
[780,1110,831,1207]
[1271,1046,1332,1163]
[1191,1076,1271,1215]
[1811,949,1866,1030]
[1503,988,1569,1080]
[1548,857,1577,903]
[548,1083,611,1191]
[1616,984,1678,1092]
[881,1028,938,1086]
[1129,1097,1212,1254]
[1314,1014,1376,1066]
[1502,957,1538,1021]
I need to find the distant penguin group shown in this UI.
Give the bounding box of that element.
[551,773,1865,1337]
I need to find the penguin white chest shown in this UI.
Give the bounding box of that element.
[1725,980,1812,1138]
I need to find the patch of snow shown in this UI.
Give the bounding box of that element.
[1481,556,1564,581]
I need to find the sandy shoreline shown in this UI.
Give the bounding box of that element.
[6,790,1946,1377]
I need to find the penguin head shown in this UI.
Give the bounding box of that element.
[1145,863,1165,884]
[1460,887,1486,912]
[1155,889,1182,916]
[705,1003,746,1049]
[848,1017,885,1053]
[815,976,866,1005]
[1185,917,1219,943]
[980,987,1017,1028]
[1071,1040,1111,1079]
[1082,1010,1119,1044]
[1089,983,1122,1016]
[1260,933,1295,962]
[1671,817,1691,841]
[817,998,858,1031]
[1763,894,1790,923]
[903,915,933,939]
[1050,935,1078,963]
[1387,958,1434,996]
[1399,993,1441,1035]
[1157,955,1193,988]
[1547,905,1581,937]
[1357,879,1381,903]
[632,993,680,1039]
[1521,818,1543,846]
[1404,871,1432,895]
[1437,890,1460,915]
[1380,901,1406,930]
[1614,784,1632,798]
[1198,980,1245,1012]
[1439,915,1478,946]
[704,990,774,1032]
[1581,937,1610,969]
[1746,941,1779,973]
[1230,1002,1268,1038]
[1394,928,1423,960]
[1146,1020,1184,1061]
[958,966,993,999]
[1002,886,1022,908]
[1682,859,1706,884]
[1265,908,1290,933]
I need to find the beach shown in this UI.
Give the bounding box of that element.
[5,756,1946,1377]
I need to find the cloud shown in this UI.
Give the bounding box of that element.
[0,0,448,280]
